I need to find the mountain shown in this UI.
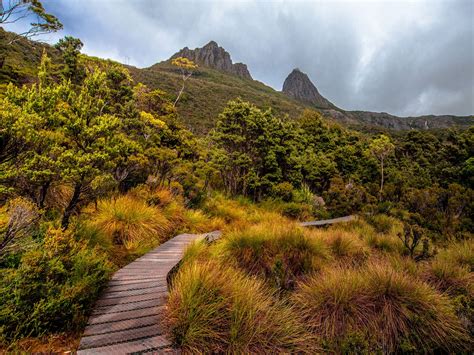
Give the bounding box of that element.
[171,41,252,80]
[0,29,472,133]
[282,68,333,109]
[281,67,473,131]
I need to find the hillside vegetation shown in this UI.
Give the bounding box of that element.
[0,30,472,352]
[129,61,306,133]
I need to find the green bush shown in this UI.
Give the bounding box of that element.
[0,228,113,341]
[271,182,295,202]
[281,202,313,220]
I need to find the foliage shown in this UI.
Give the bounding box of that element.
[0,0,62,42]
[0,227,112,341]
[54,36,85,83]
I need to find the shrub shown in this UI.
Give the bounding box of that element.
[165,262,314,353]
[281,202,313,220]
[0,228,112,341]
[271,182,295,202]
[216,223,330,290]
[366,214,403,235]
[91,195,170,249]
[293,263,469,353]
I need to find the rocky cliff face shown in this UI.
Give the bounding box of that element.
[171,41,252,80]
[282,68,332,109]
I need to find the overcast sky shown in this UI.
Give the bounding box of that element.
[4,0,474,116]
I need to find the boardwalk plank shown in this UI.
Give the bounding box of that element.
[77,335,173,354]
[78,233,206,354]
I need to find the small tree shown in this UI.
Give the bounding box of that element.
[397,223,426,259]
[54,36,85,83]
[1,0,62,43]
[171,57,197,107]
[369,134,395,199]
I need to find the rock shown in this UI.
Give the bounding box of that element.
[282,68,332,109]
[171,41,252,80]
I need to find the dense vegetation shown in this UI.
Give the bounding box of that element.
[0,30,472,352]
[166,218,473,353]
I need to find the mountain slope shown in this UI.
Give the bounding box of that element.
[0,31,472,133]
[128,61,306,133]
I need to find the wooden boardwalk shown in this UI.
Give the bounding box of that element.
[76,214,354,354]
[300,215,355,227]
[77,233,213,354]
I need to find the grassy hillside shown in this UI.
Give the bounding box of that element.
[128,61,308,133]
[0,28,61,87]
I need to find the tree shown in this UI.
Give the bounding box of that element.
[171,57,197,107]
[0,0,62,43]
[212,99,287,199]
[369,134,395,199]
[54,36,85,83]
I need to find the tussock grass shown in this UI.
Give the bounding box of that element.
[293,262,469,352]
[91,195,170,249]
[424,240,474,296]
[318,229,369,264]
[366,214,403,235]
[183,209,225,233]
[201,194,286,231]
[165,261,315,353]
[216,222,330,290]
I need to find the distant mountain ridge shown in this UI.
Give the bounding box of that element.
[278,67,472,130]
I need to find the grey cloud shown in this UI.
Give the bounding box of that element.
[8,0,474,116]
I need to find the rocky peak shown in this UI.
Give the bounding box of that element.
[282,68,332,109]
[170,41,252,80]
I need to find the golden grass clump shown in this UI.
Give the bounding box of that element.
[313,228,369,264]
[91,195,170,249]
[423,240,474,296]
[165,261,315,353]
[183,209,225,233]
[293,262,469,352]
[215,222,330,290]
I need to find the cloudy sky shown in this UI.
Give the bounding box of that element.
[5,0,474,116]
